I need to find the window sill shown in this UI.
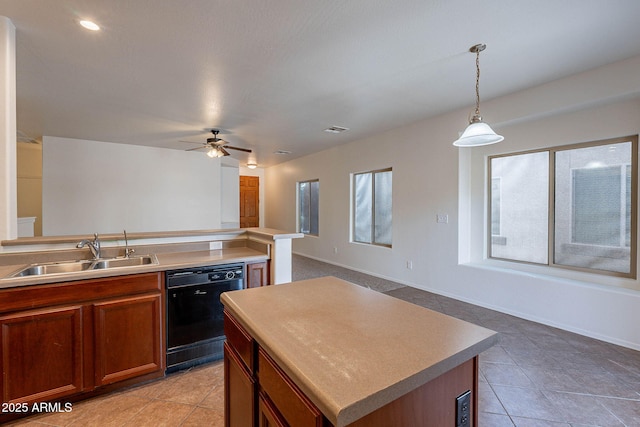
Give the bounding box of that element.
[462,258,639,292]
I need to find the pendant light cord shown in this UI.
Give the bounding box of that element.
[475,48,481,117]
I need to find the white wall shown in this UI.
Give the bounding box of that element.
[43,136,233,235]
[265,55,640,350]
[221,158,240,228]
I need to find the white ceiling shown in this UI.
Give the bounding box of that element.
[4,0,640,167]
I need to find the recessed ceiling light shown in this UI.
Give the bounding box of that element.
[324,126,349,134]
[79,20,100,31]
[274,150,291,155]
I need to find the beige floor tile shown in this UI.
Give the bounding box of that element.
[184,363,224,389]
[67,394,152,427]
[198,385,224,412]
[181,406,224,427]
[120,374,182,399]
[155,381,213,406]
[122,400,194,427]
[14,396,107,427]
[4,420,52,427]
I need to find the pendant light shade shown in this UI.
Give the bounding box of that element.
[453,44,503,147]
[453,116,504,147]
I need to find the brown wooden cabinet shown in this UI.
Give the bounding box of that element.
[0,273,164,412]
[0,305,84,404]
[246,262,269,288]
[257,348,325,427]
[258,392,287,427]
[93,293,163,386]
[224,310,329,427]
[224,311,256,427]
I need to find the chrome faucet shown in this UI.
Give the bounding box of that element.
[123,229,135,258]
[77,233,101,260]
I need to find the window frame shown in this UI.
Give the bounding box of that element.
[297,179,319,236]
[351,167,393,248]
[487,135,638,279]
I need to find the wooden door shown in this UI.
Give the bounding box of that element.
[0,305,84,403]
[240,176,259,228]
[93,294,162,386]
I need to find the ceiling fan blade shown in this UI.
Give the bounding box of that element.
[185,146,206,151]
[225,145,252,153]
[219,147,231,156]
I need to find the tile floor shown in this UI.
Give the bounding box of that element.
[9,254,640,426]
[9,362,224,426]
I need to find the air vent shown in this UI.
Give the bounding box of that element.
[324,126,349,134]
[274,150,292,155]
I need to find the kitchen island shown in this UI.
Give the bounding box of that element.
[221,276,498,427]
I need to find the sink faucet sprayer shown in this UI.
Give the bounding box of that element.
[77,233,101,260]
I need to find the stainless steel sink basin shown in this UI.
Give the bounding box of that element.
[91,255,158,269]
[5,255,158,278]
[9,260,95,277]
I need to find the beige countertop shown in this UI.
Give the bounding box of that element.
[0,247,268,289]
[221,276,498,427]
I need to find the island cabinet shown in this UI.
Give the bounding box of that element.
[224,310,328,427]
[0,272,164,411]
[221,277,498,427]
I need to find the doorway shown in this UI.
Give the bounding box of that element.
[239,176,259,228]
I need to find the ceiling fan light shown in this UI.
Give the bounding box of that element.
[207,147,218,158]
[79,20,100,31]
[453,121,504,147]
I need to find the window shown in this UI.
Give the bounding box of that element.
[353,168,392,247]
[489,136,637,277]
[297,180,319,235]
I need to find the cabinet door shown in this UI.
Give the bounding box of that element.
[259,393,287,427]
[0,305,84,403]
[93,294,162,386]
[247,262,269,288]
[224,342,255,427]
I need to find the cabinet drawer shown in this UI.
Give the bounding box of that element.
[224,310,255,373]
[258,348,324,427]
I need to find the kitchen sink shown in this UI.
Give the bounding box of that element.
[9,260,95,277]
[5,255,158,278]
[91,255,158,269]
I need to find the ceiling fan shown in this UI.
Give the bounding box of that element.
[183,129,252,158]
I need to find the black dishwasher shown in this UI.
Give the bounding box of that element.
[165,263,244,372]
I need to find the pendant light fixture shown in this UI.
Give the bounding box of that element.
[453,44,503,147]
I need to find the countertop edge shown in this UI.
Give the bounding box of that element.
[335,332,498,426]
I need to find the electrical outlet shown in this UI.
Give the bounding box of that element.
[333,247,338,254]
[436,214,449,224]
[406,260,413,270]
[456,390,471,427]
